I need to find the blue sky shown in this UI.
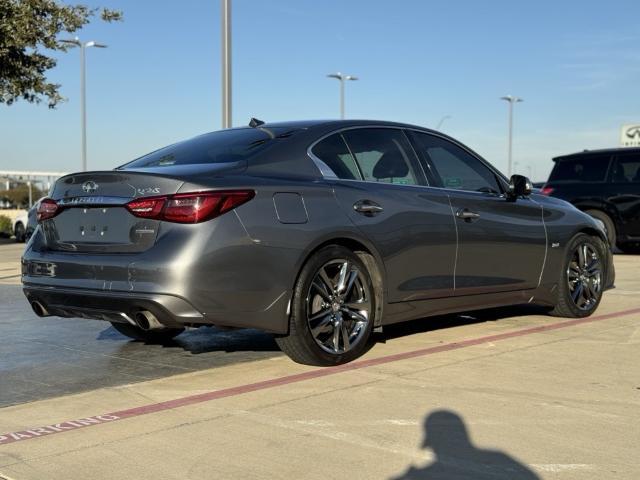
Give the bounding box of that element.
[1,0,639,181]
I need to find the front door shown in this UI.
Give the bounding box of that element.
[448,192,546,294]
[407,130,546,295]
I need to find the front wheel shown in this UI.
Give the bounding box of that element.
[275,246,377,366]
[110,322,184,343]
[550,233,606,318]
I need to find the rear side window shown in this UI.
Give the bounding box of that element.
[611,154,640,183]
[341,128,421,186]
[311,134,362,180]
[122,127,298,168]
[548,155,611,182]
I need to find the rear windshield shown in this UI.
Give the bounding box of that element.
[121,127,298,169]
[548,154,611,182]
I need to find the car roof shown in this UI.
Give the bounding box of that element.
[235,119,437,132]
[553,147,640,162]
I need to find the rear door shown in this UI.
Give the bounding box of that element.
[311,127,456,301]
[608,152,640,238]
[407,131,546,295]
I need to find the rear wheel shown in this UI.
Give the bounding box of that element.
[110,322,184,343]
[550,233,605,318]
[14,222,25,243]
[584,210,615,247]
[275,245,376,366]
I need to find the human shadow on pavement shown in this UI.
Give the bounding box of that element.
[391,410,539,480]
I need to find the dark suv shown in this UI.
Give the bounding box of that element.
[542,147,640,253]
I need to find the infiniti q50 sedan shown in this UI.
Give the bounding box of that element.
[22,120,614,365]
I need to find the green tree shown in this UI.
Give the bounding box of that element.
[0,183,44,207]
[0,0,122,108]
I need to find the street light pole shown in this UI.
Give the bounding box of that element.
[60,37,107,172]
[221,0,232,128]
[80,42,87,171]
[500,95,523,178]
[327,73,358,119]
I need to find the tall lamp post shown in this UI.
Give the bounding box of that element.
[327,72,358,119]
[60,37,107,172]
[500,95,523,177]
[221,0,232,128]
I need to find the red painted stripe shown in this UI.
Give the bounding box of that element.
[1,306,640,446]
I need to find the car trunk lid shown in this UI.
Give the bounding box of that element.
[43,171,185,253]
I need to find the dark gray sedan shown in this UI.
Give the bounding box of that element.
[22,120,614,365]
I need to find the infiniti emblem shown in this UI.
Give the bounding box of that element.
[626,126,640,139]
[82,181,99,193]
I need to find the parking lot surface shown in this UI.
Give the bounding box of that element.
[1,241,639,479]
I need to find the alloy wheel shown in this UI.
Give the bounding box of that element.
[306,259,371,354]
[567,242,602,311]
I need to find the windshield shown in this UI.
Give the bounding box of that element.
[120,127,298,169]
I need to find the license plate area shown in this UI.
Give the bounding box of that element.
[58,207,130,242]
[46,207,159,252]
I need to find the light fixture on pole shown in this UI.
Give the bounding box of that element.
[60,37,107,172]
[221,0,232,128]
[327,72,358,119]
[500,95,523,178]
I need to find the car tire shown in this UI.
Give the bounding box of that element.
[110,321,184,343]
[275,245,377,366]
[584,210,615,247]
[550,233,606,318]
[14,222,25,243]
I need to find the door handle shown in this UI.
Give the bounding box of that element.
[456,208,481,221]
[353,200,384,216]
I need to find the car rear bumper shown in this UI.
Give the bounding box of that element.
[22,284,292,333]
[23,285,203,328]
[20,208,303,333]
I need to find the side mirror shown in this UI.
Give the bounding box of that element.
[507,174,533,200]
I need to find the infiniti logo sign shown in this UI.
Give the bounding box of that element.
[81,181,99,193]
[620,124,640,147]
[625,126,640,139]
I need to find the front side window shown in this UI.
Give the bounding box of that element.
[409,132,502,193]
[310,134,361,180]
[341,128,421,186]
[611,154,640,183]
[548,155,611,183]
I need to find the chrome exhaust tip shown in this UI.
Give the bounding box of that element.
[31,301,50,317]
[133,310,164,331]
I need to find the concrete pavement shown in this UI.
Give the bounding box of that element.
[0,242,639,479]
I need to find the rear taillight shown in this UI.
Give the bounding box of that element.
[37,198,60,221]
[540,186,554,196]
[125,190,255,224]
[125,197,165,218]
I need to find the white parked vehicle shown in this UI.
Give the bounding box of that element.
[13,211,28,242]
